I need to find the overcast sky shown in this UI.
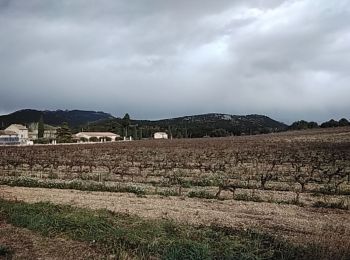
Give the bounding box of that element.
[0,0,349,123]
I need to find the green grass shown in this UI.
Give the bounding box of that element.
[312,200,349,210]
[0,178,347,211]
[158,189,180,197]
[234,193,264,203]
[188,190,217,200]
[0,245,12,257]
[0,178,146,196]
[0,199,321,260]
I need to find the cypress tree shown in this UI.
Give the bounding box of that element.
[38,115,44,138]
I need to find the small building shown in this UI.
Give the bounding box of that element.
[154,132,168,139]
[5,124,29,144]
[75,132,120,142]
[0,130,20,145]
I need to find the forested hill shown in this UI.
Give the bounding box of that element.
[136,113,287,137]
[0,109,113,129]
[87,113,287,138]
[0,110,287,138]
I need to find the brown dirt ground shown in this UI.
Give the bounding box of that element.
[1,185,349,249]
[0,219,105,260]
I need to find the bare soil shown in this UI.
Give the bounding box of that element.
[1,185,349,249]
[0,219,104,260]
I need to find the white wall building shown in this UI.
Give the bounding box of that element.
[75,132,120,142]
[154,132,168,139]
[5,124,29,144]
[0,130,20,145]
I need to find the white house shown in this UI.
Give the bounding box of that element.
[154,132,168,139]
[0,130,20,145]
[75,132,120,142]
[5,124,29,144]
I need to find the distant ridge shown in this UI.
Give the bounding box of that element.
[134,113,287,137]
[0,109,113,129]
[0,109,287,137]
[87,112,287,138]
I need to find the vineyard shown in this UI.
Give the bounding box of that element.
[1,127,350,258]
[1,127,350,208]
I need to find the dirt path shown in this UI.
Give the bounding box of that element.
[0,220,104,260]
[1,185,349,247]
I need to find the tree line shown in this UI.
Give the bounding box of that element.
[289,118,350,130]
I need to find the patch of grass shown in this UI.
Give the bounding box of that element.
[158,189,179,197]
[234,193,264,202]
[179,180,192,188]
[317,186,350,196]
[271,199,304,207]
[163,240,210,260]
[188,190,216,199]
[188,178,217,187]
[0,199,325,259]
[0,178,146,196]
[312,200,349,210]
[0,245,12,257]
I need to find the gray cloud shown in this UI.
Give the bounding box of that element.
[0,0,349,123]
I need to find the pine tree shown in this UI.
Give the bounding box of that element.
[56,122,72,143]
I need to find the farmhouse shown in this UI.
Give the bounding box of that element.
[75,132,120,142]
[5,124,29,144]
[154,132,168,139]
[0,130,20,145]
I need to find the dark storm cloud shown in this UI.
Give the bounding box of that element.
[0,0,349,123]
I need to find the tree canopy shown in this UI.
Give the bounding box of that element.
[56,122,72,143]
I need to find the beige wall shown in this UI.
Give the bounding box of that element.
[76,133,118,142]
[5,125,28,143]
[154,132,168,139]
